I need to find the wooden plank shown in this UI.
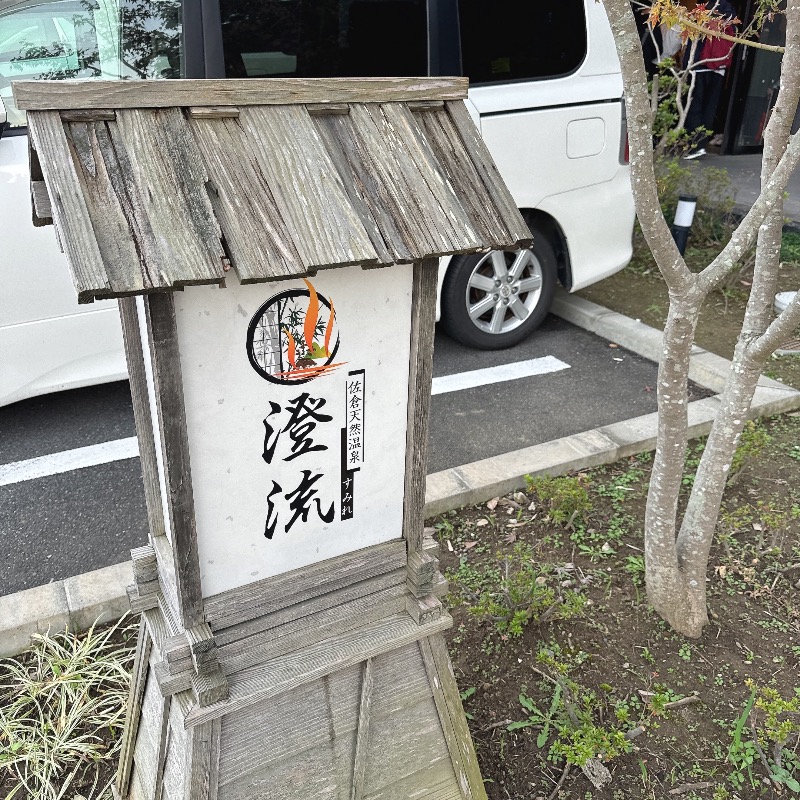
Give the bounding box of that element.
[204,539,406,631]
[26,112,109,302]
[363,761,462,800]
[60,109,116,121]
[152,696,172,800]
[218,584,406,675]
[30,180,52,225]
[408,101,445,112]
[419,635,487,800]
[415,108,517,249]
[188,116,306,281]
[63,119,148,295]
[313,113,404,264]
[185,612,452,728]
[14,77,469,110]
[351,659,374,800]
[109,109,226,286]
[218,664,360,788]
[363,694,451,795]
[119,297,166,538]
[188,106,239,118]
[129,663,164,800]
[151,536,182,625]
[307,103,350,116]
[348,104,442,258]
[145,293,205,629]
[184,719,221,800]
[377,103,483,255]
[444,101,531,247]
[219,646,432,789]
[402,260,439,552]
[238,105,379,271]
[213,568,406,647]
[115,618,153,799]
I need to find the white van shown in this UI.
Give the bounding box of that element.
[0,0,633,406]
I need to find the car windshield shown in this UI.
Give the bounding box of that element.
[0,0,182,129]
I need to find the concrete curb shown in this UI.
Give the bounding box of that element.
[0,561,133,658]
[3,293,800,657]
[423,290,800,516]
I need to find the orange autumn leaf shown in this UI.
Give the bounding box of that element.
[284,327,296,368]
[303,279,319,351]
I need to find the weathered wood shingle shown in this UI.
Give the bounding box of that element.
[16,78,532,303]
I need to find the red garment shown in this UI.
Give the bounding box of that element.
[700,22,736,71]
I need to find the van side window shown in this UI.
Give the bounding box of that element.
[458,0,587,84]
[0,0,182,129]
[219,0,427,79]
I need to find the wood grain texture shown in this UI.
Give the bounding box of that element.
[415,108,516,249]
[402,260,439,552]
[151,536,182,626]
[109,109,226,287]
[144,293,205,628]
[204,539,406,631]
[217,584,407,674]
[188,115,306,281]
[378,103,482,255]
[26,111,109,302]
[115,618,153,799]
[237,105,379,271]
[128,661,165,800]
[213,568,406,647]
[60,109,115,121]
[186,624,230,707]
[419,635,487,800]
[14,77,468,110]
[363,694,452,796]
[444,102,531,247]
[188,106,239,118]
[118,298,165,538]
[184,719,221,800]
[185,611,452,728]
[30,180,53,225]
[152,696,172,800]
[351,659,374,800]
[313,112,407,264]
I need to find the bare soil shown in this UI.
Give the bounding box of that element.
[428,232,800,799]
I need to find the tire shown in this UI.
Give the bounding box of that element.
[440,226,558,350]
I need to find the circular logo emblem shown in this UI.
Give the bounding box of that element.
[246,279,342,385]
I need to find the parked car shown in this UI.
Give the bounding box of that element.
[0,0,634,407]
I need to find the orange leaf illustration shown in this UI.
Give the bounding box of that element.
[303,279,319,351]
[324,298,336,354]
[284,327,296,368]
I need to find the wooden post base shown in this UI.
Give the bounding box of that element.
[115,541,486,800]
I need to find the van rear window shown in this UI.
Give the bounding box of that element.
[219,0,427,79]
[458,0,587,84]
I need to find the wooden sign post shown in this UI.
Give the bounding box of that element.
[15,77,532,800]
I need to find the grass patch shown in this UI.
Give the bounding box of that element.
[0,616,137,800]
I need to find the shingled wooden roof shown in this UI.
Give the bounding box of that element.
[14,78,532,303]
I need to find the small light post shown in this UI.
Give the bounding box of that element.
[671,194,697,256]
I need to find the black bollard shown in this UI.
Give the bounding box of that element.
[671,194,697,255]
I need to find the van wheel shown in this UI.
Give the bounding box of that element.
[440,228,557,350]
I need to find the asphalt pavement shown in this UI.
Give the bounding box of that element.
[0,315,700,595]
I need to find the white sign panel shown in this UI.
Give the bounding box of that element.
[173,265,414,597]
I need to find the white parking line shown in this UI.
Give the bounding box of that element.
[0,437,140,487]
[431,355,570,395]
[1,356,570,484]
